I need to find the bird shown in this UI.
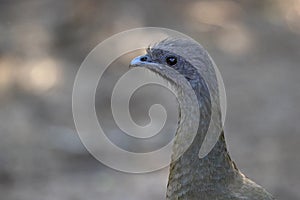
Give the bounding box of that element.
[130,38,276,200]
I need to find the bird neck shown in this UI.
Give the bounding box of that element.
[166,80,239,199]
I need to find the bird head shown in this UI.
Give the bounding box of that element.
[130,37,219,106]
[130,38,224,159]
[130,38,207,89]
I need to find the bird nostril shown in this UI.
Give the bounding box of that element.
[140,56,148,62]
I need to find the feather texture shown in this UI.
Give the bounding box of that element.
[131,38,275,200]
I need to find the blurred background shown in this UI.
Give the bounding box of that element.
[1,0,300,199]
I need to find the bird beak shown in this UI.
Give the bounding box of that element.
[130,56,144,66]
[130,55,153,67]
[129,55,180,88]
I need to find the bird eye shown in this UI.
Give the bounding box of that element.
[166,56,177,66]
